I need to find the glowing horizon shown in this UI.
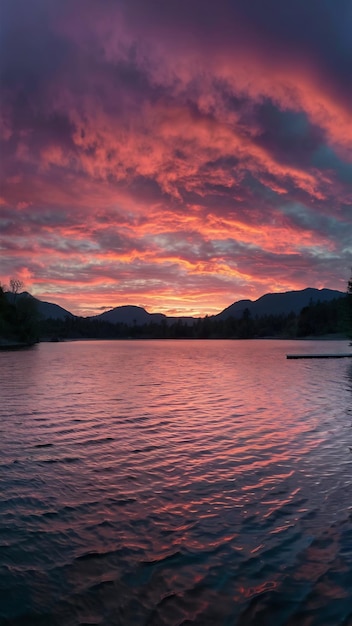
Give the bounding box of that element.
[1,1,351,317]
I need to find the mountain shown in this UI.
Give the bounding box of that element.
[94,305,166,326]
[6,292,74,320]
[90,288,345,326]
[6,287,346,325]
[215,288,345,320]
[34,297,74,320]
[94,306,199,326]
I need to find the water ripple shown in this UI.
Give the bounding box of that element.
[0,339,351,625]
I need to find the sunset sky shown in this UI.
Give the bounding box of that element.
[1,0,352,316]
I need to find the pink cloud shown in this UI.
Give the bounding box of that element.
[1,0,351,315]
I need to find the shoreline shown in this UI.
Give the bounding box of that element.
[38,333,350,342]
[0,340,38,350]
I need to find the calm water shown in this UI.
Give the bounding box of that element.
[1,339,352,626]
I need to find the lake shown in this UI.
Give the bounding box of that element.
[0,339,352,625]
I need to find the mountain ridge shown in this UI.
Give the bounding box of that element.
[214,287,345,320]
[6,291,74,321]
[10,287,346,323]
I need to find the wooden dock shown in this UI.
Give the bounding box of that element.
[287,353,352,359]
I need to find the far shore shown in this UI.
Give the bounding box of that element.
[0,340,38,350]
[36,332,351,343]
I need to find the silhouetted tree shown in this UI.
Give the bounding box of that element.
[238,308,254,338]
[9,279,24,301]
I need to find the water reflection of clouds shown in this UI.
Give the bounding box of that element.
[2,339,352,625]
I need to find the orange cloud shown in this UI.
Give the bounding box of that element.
[1,0,351,315]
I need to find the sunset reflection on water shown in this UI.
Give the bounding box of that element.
[0,339,351,625]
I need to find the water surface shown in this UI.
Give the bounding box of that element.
[0,339,352,625]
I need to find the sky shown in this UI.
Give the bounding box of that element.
[1,0,352,317]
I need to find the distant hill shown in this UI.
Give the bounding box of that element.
[6,292,74,320]
[93,306,199,327]
[94,305,166,326]
[215,288,345,320]
[91,288,345,326]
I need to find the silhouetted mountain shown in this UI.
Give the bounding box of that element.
[6,292,74,320]
[6,287,346,326]
[215,288,345,320]
[91,289,345,325]
[94,306,199,326]
[36,299,74,320]
[94,305,166,326]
